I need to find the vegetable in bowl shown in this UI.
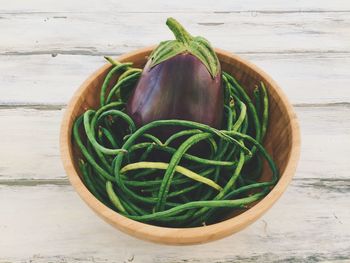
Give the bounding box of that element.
[127,18,223,129]
[73,18,279,227]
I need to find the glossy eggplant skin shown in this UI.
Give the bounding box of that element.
[126,53,223,129]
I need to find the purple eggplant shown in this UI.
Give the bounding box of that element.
[126,18,223,129]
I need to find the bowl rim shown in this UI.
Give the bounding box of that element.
[60,46,301,245]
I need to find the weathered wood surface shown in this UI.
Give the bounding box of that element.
[0,181,349,263]
[1,53,350,105]
[2,0,350,12]
[1,12,349,55]
[1,0,350,262]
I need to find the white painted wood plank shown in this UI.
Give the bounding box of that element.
[1,0,350,13]
[0,12,349,54]
[1,53,350,105]
[0,105,349,181]
[0,181,349,262]
[0,55,103,105]
[0,108,64,181]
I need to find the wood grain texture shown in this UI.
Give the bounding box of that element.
[0,12,349,55]
[1,53,350,105]
[0,182,349,262]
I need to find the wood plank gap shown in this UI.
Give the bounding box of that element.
[0,104,65,110]
[293,102,350,108]
[0,178,69,186]
[1,10,350,15]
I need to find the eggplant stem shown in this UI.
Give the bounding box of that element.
[166,17,193,45]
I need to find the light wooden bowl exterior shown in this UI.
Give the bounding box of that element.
[60,47,301,245]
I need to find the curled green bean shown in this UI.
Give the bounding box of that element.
[100,63,131,106]
[84,110,129,155]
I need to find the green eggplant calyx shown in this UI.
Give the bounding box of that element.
[149,17,220,79]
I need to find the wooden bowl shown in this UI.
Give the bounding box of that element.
[60,47,300,245]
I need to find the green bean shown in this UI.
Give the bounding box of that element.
[91,141,113,173]
[223,74,231,106]
[121,161,222,191]
[73,116,116,182]
[224,72,261,143]
[129,142,236,166]
[119,68,142,82]
[97,109,136,133]
[142,133,163,145]
[139,144,154,162]
[130,168,158,180]
[106,181,126,213]
[223,130,279,181]
[155,133,217,212]
[164,128,217,155]
[260,81,269,141]
[79,159,104,202]
[84,110,128,155]
[117,190,145,215]
[247,155,263,181]
[200,105,235,201]
[104,56,132,67]
[106,72,141,104]
[168,183,200,198]
[204,186,272,224]
[253,86,262,118]
[127,191,266,222]
[91,101,125,127]
[99,126,119,148]
[165,129,201,146]
[240,108,249,134]
[232,100,247,132]
[192,151,245,222]
[124,177,189,188]
[100,63,131,106]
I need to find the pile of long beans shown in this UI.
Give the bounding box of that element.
[73,57,279,227]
